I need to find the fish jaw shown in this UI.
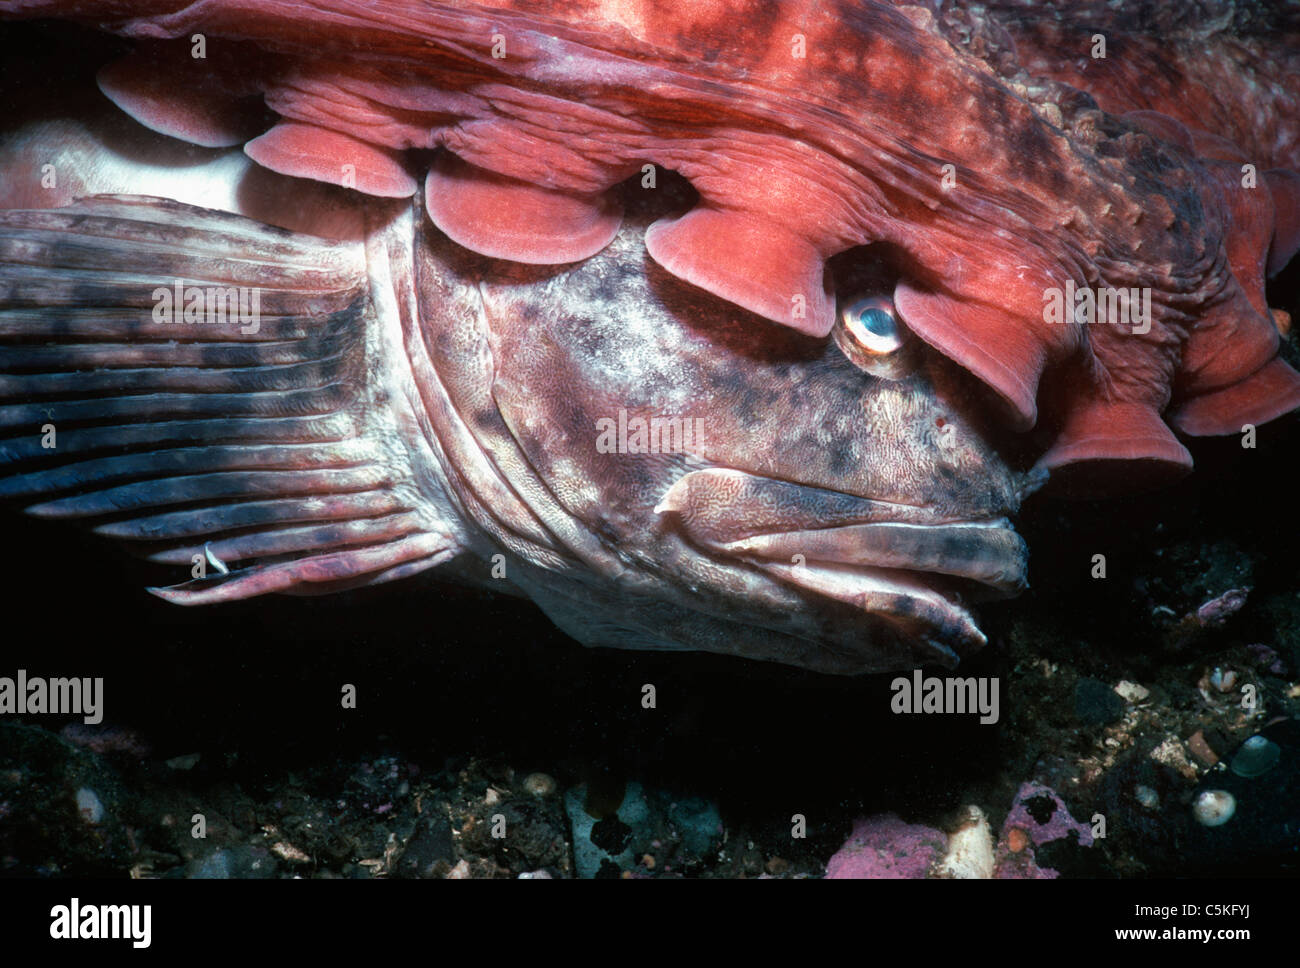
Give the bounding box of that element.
[658,468,1028,595]
[653,467,1029,664]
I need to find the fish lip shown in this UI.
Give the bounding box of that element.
[656,466,1028,592]
[656,466,1028,658]
[751,557,988,665]
[720,519,1029,597]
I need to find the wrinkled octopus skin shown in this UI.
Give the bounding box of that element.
[0,1,1296,674]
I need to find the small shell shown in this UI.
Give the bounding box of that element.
[1208,667,1237,693]
[1229,735,1281,779]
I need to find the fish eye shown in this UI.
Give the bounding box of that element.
[842,298,902,353]
[833,295,915,378]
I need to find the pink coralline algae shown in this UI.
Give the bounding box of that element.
[1002,783,1095,849]
[994,782,1094,880]
[826,784,1094,879]
[825,814,947,880]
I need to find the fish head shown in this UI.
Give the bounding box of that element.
[424,185,1035,674]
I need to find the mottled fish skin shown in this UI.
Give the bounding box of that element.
[0,2,1296,674]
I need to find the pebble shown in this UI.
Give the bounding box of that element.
[1187,730,1219,766]
[1115,680,1150,703]
[1192,790,1236,827]
[1134,784,1159,810]
[1075,677,1126,726]
[1150,737,1198,780]
[74,787,103,825]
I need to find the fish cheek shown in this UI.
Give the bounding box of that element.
[479,298,673,527]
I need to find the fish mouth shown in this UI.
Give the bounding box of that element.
[655,468,1029,664]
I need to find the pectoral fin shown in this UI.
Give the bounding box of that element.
[0,195,461,601]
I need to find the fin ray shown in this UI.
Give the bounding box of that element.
[0,196,460,600]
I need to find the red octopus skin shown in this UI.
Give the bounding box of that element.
[8,0,1296,487]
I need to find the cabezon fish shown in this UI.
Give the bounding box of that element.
[0,178,1035,674]
[0,1,1297,675]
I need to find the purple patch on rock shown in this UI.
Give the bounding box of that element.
[994,782,1094,879]
[1002,782,1094,848]
[1246,643,1286,676]
[825,814,945,879]
[1194,587,1250,627]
